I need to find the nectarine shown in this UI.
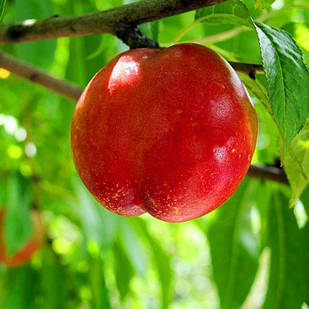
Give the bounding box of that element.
[71,44,257,222]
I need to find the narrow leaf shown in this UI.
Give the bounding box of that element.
[89,258,111,309]
[135,219,173,309]
[140,21,159,42]
[302,223,309,305]
[238,72,271,112]
[113,240,135,300]
[0,0,6,22]
[120,221,147,276]
[301,187,309,304]
[15,0,56,68]
[262,188,304,309]
[41,247,68,309]
[195,0,252,27]
[284,119,309,204]
[255,182,273,251]
[5,173,33,256]
[72,179,118,250]
[1,266,38,309]
[207,179,259,309]
[301,185,309,215]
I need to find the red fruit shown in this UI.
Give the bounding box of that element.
[71,43,257,222]
[0,209,44,266]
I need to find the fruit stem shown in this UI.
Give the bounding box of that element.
[115,25,160,49]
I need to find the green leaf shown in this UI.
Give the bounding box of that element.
[207,178,259,309]
[254,22,309,151]
[86,37,106,61]
[255,0,276,11]
[72,179,118,250]
[195,0,252,27]
[5,172,33,256]
[15,0,56,68]
[1,266,38,309]
[302,223,309,305]
[284,23,309,66]
[120,221,147,276]
[0,0,6,22]
[140,21,159,42]
[113,240,135,300]
[175,0,252,43]
[0,176,7,206]
[300,185,309,305]
[284,119,309,205]
[254,182,273,250]
[65,0,123,87]
[135,219,173,309]
[41,247,68,309]
[238,72,271,112]
[300,185,309,215]
[65,38,88,87]
[89,258,111,309]
[262,188,304,309]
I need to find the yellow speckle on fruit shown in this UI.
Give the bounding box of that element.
[148,197,158,209]
[173,207,179,215]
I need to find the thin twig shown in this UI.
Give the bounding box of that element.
[0,52,82,101]
[230,62,263,79]
[116,25,159,49]
[248,165,288,185]
[0,0,226,43]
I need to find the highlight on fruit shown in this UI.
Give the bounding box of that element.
[71,43,258,223]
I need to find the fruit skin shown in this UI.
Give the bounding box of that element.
[0,209,44,267]
[71,43,257,223]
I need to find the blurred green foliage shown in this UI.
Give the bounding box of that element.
[0,0,309,308]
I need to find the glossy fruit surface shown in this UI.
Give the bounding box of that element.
[0,209,44,266]
[71,43,257,222]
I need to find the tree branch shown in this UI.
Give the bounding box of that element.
[116,25,160,49]
[230,62,263,79]
[0,0,226,43]
[248,165,288,185]
[0,51,263,101]
[0,52,82,101]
